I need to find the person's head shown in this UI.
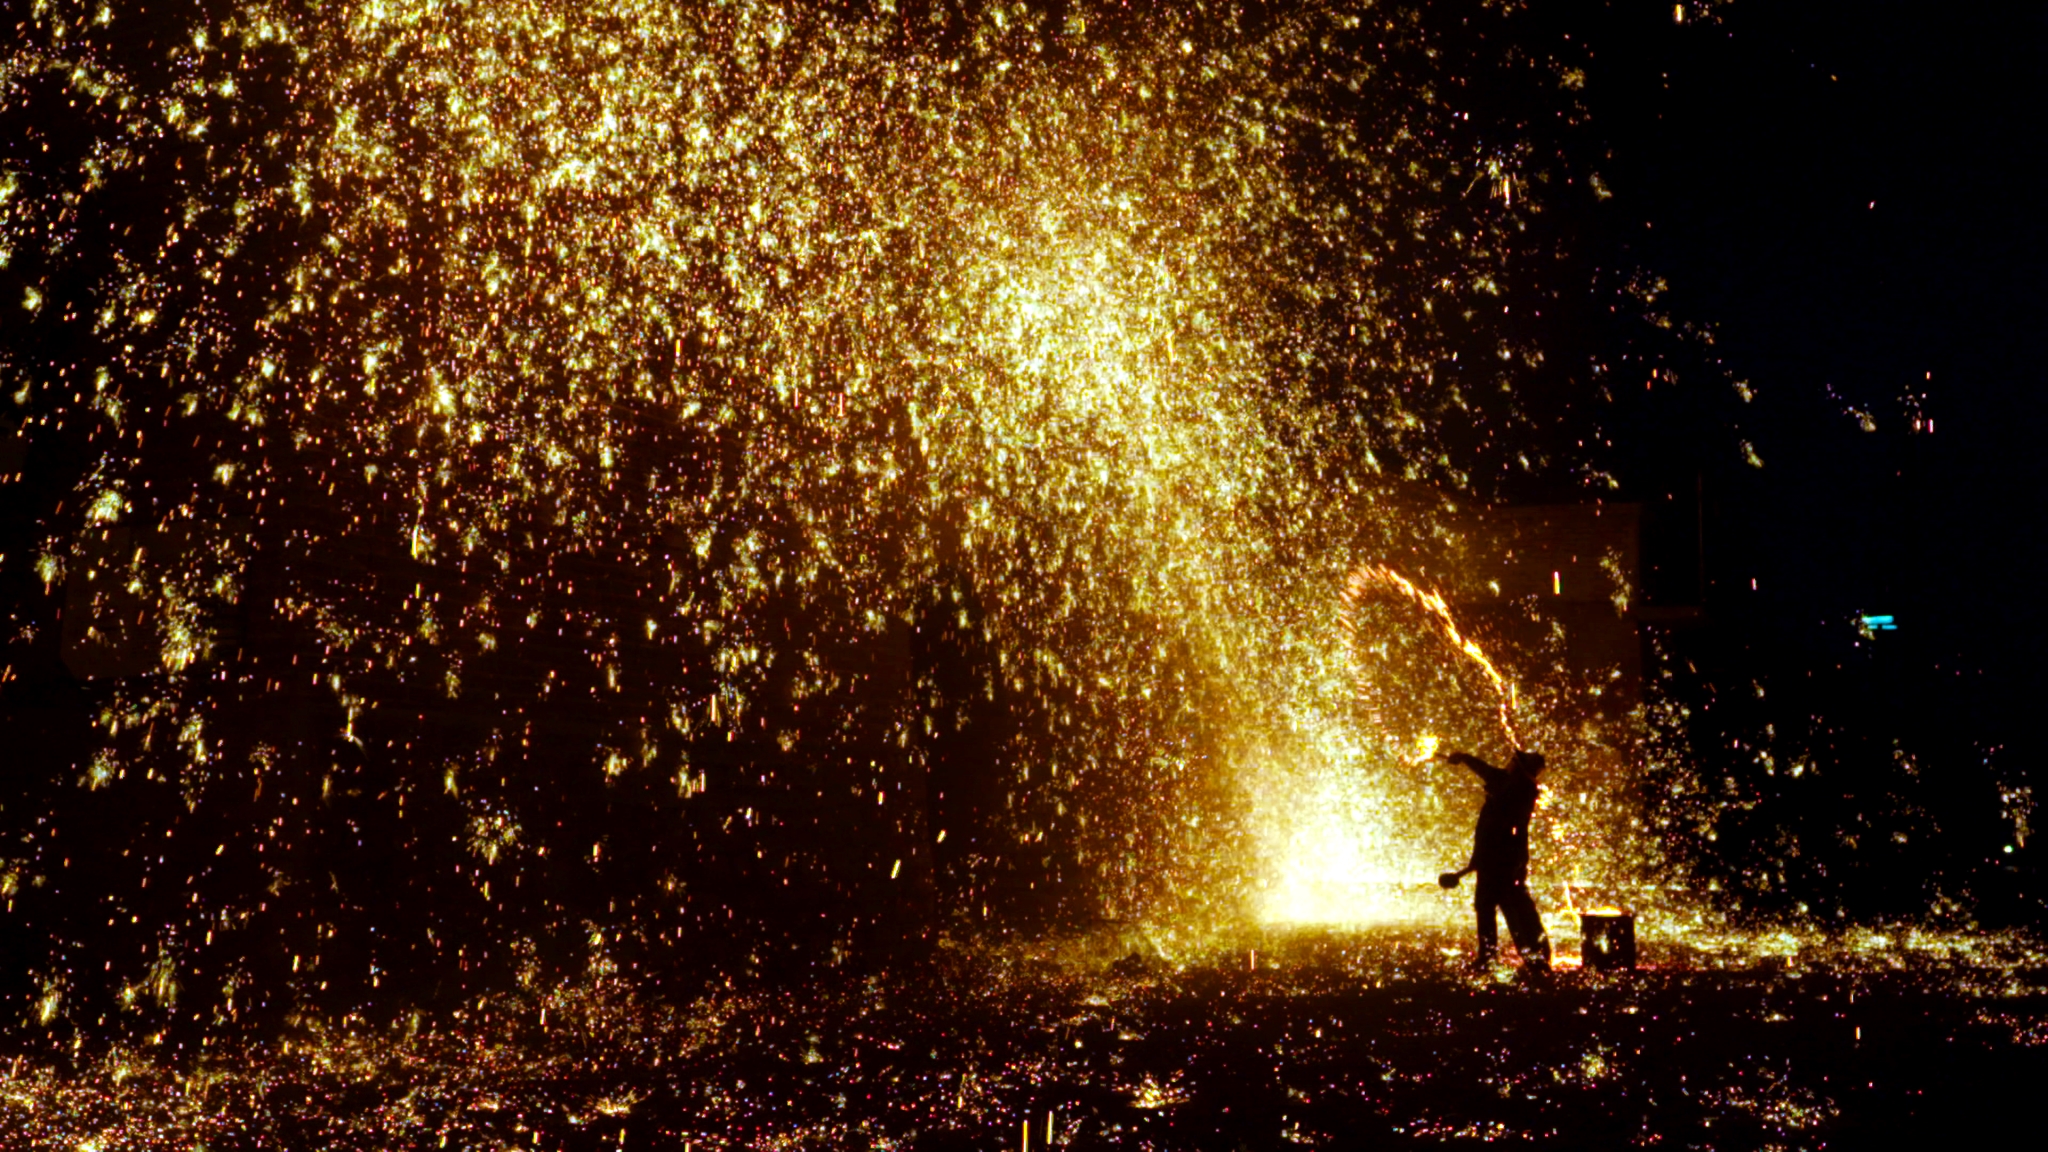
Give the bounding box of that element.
[1510,750,1546,778]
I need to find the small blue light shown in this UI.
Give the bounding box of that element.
[1860,614,1897,631]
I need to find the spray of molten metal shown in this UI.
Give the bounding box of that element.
[1340,564,1521,750]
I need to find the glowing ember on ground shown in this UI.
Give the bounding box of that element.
[2,927,2044,1149]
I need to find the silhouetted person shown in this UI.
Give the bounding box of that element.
[1439,749,1551,970]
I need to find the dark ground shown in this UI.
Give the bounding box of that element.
[4,923,2042,1151]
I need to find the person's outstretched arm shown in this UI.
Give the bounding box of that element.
[1442,750,1503,784]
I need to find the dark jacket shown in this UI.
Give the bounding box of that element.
[1462,757,1538,875]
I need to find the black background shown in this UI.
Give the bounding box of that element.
[1599,1,2048,722]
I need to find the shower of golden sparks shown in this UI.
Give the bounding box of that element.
[0,0,1650,1013]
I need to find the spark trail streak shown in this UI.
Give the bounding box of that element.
[1340,562,1521,749]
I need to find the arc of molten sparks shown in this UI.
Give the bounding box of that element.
[1339,563,1521,750]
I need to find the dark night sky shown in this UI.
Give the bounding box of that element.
[1585,2,2048,753]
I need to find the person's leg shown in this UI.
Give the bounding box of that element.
[1473,873,1501,964]
[1500,878,1551,968]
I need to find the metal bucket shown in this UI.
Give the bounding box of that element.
[1579,910,1637,971]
